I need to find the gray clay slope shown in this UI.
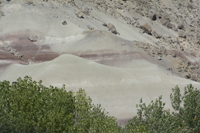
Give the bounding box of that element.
[1,0,200,125]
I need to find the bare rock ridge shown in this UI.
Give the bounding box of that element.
[1,0,200,126]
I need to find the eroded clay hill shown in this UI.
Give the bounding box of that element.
[0,0,200,125]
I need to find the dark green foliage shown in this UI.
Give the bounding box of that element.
[0,76,122,133]
[125,84,200,133]
[70,89,122,133]
[125,96,177,133]
[1,76,200,133]
[170,84,200,132]
[124,124,149,133]
[0,76,75,132]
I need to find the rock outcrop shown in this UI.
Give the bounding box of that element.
[107,23,118,35]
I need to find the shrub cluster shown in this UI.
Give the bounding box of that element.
[0,76,200,132]
[125,85,200,133]
[0,76,121,133]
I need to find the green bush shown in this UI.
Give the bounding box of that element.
[125,84,200,133]
[70,89,122,133]
[170,84,200,132]
[0,76,75,132]
[1,76,199,133]
[0,76,121,133]
[124,96,177,132]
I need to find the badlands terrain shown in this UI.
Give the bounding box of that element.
[1,0,200,125]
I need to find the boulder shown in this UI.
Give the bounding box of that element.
[27,1,33,5]
[178,23,184,30]
[107,23,118,34]
[82,9,90,15]
[76,10,84,18]
[157,56,162,60]
[87,25,94,30]
[136,9,145,16]
[116,3,123,9]
[160,18,169,26]
[179,45,184,51]
[10,50,15,55]
[157,14,162,19]
[28,35,37,42]
[178,31,187,38]
[166,22,173,29]
[153,31,161,38]
[62,21,67,25]
[163,13,170,21]
[103,23,107,27]
[68,0,76,6]
[172,25,178,31]
[17,54,24,59]
[96,1,105,5]
[185,73,191,79]
[148,10,157,21]
[171,53,176,58]
[191,74,198,81]
[187,61,191,66]
[141,23,152,34]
